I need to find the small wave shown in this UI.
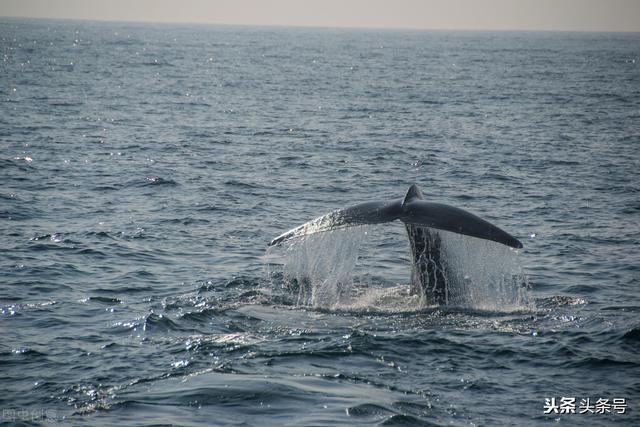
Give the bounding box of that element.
[347,403,395,417]
[141,176,178,187]
[537,295,587,308]
[116,228,147,241]
[480,172,516,182]
[92,184,121,191]
[49,101,83,107]
[178,308,224,323]
[223,276,260,289]
[160,217,210,225]
[142,312,181,333]
[548,159,581,166]
[95,284,155,295]
[4,347,47,358]
[621,200,640,214]
[30,233,58,242]
[86,296,122,304]
[27,242,76,253]
[75,247,107,257]
[140,60,174,67]
[622,326,640,342]
[380,414,444,427]
[85,231,113,240]
[565,356,638,369]
[0,157,32,170]
[195,204,226,212]
[116,269,155,280]
[73,400,112,415]
[223,180,266,189]
[565,284,598,294]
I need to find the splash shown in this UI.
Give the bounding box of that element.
[265,225,533,313]
[265,228,366,307]
[435,229,533,311]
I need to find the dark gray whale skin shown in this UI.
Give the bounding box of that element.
[269,184,523,305]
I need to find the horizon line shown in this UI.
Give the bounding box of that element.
[2,14,639,35]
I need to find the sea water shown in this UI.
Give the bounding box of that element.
[1,19,639,425]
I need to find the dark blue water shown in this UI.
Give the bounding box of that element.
[1,18,639,426]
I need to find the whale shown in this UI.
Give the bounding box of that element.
[269,184,523,305]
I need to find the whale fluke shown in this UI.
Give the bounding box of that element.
[269,184,523,305]
[269,184,522,249]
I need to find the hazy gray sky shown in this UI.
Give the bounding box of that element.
[1,0,639,32]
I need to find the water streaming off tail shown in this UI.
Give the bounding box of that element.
[265,225,532,312]
[265,227,367,307]
[435,229,533,311]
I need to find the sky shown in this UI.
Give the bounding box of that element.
[1,0,639,32]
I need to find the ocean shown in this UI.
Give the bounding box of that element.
[1,18,639,426]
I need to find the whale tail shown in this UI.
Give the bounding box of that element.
[269,184,522,249]
[269,184,522,305]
